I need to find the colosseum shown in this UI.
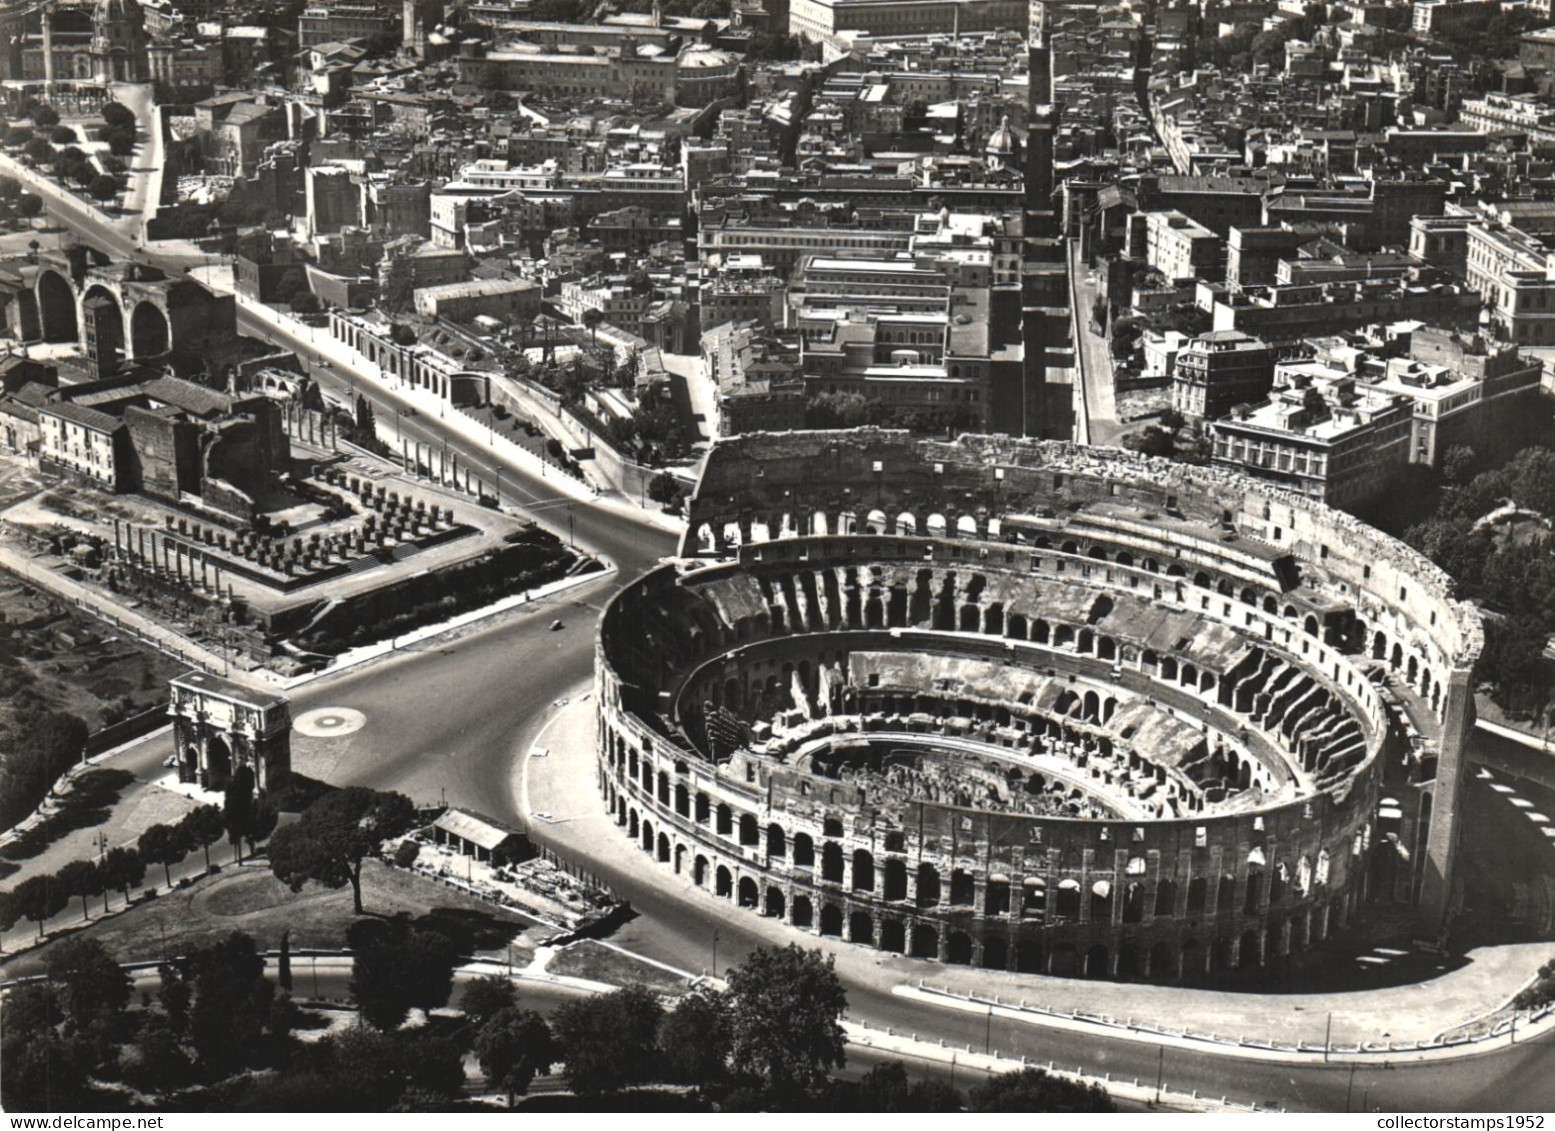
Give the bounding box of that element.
[594,432,1482,981]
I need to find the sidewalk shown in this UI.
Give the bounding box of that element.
[522,692,1555,1061]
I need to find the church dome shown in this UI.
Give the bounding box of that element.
[985,113,1016,157]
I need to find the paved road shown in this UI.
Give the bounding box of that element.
[20,154,1555,1115]
[1069,241,1126,449]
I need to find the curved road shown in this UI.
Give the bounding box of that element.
[21,159,1555,1114]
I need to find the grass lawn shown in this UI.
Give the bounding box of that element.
[546,939,691,994]
[2,859,538,977]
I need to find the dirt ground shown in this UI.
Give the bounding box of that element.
[0,567,184,732]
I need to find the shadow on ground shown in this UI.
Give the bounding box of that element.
[0,768,135,862]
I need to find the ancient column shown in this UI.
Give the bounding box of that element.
[41,8,54,88]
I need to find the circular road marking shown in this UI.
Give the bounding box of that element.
[294,707,367,738]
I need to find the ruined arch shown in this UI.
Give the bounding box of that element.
[37,269,77,342]
[130,299,170,357]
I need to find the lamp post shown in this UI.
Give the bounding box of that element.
[711,929,719,980]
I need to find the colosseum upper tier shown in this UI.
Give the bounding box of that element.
[595,433,1482,981]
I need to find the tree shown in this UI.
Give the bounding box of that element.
[4,124,31,146]
[725,944,848,1099]
[223,764,255,862]
[271,267,306,306]
[581,307,604,341]
[48,124,75,144]
[475,1006,555,1103]
[56,858,102,922]
[290,291,322,314]
[87,174,120,202]
[24,136,53,165]
[17,193,41,217]
[460,973,520,1028]
[1478,616,1554,720]
[856,1059,963,1111]
[1442,444,1479,486]
[659,987,729,1085]
[181,804,225,871]
[158,962,191,1039]
[100,101,135,130]
[125,1013,195,1094]
[1123,425,1175,459]
[316,1023,465,1111]
[966,1067,1115,1112]
[346,916,460,1030]
[100,846,144,909]
[138,822,189,889]
[647,470,681,508]
[53,146,90,186]
[185,931,274,1078]
[14,873,67,938]
[745,29,803,60]
[355,393,377,438]
[0,887,18,946]
[551,983,664,1097]
[105,124,136,157]
[1,984,91,1112]
[268,787,416,914]
[30,102,59,128]
[0,709,91,829]
[46,937,130,1031]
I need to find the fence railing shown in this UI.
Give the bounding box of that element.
[912,980,1555,1060]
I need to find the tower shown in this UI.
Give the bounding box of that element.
[403,0,434,57]
[82,293,122,380]
[91,0,149,84]
[1013,0,1072,439]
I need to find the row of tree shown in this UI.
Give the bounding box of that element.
[2,770,280,943]
[3,925,1115,1113]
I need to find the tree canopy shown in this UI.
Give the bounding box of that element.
[725,944,848,1098]
[267,786,415,913]
[966,1067,1116,1112]
[551,983,664,1097]
[474,1006,555,1102]
[346,915,460,1030]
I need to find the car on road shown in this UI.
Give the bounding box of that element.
[550,619,564,631]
